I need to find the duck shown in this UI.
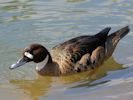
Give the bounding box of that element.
[10,26,130,76]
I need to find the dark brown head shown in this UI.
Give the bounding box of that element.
[10,44,52,70]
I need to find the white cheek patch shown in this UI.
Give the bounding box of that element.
[24,52,34,59]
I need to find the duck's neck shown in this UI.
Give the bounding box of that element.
[36,53,60,76]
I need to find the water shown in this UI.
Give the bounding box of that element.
[0,0,133,100]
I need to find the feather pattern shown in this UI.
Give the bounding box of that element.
[51,27,111,74]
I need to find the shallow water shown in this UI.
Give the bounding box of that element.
[0,0,133,100]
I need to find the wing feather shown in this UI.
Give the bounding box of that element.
[51,27,110,74]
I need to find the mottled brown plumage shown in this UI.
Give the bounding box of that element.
[10,26,130,76]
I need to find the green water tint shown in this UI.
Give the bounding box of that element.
[0,0,133,100]
[10,76,52,100]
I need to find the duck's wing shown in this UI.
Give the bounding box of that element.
[74,46,105,72]
[51,27,111,74]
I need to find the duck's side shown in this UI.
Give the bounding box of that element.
[49,27,110,75]
[44,26,129,76]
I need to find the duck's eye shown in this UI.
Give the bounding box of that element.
[24,52,34,59]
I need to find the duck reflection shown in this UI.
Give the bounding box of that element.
[10,56,123,100]
[10,76,52,100]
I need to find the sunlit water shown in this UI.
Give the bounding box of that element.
[0,0,133,100]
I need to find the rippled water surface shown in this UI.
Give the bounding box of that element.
[0,0,133,100]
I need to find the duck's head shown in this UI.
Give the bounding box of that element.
[10,44,51,70]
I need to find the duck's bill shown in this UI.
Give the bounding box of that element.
[10,58,28,70]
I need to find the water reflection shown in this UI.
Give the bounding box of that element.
[0,0,36,23]
[10,76,52,100]
[66,0,87,3]
[9,57,123,100]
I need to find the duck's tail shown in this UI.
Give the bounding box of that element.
[95,27,111,40]
[108,26,129,40]
[105,26,130,60]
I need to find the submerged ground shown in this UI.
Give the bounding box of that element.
[0,0,133,100]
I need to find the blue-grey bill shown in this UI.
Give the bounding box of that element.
[10,58,27,70]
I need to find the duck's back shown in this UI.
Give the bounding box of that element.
[51,27,111,74]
